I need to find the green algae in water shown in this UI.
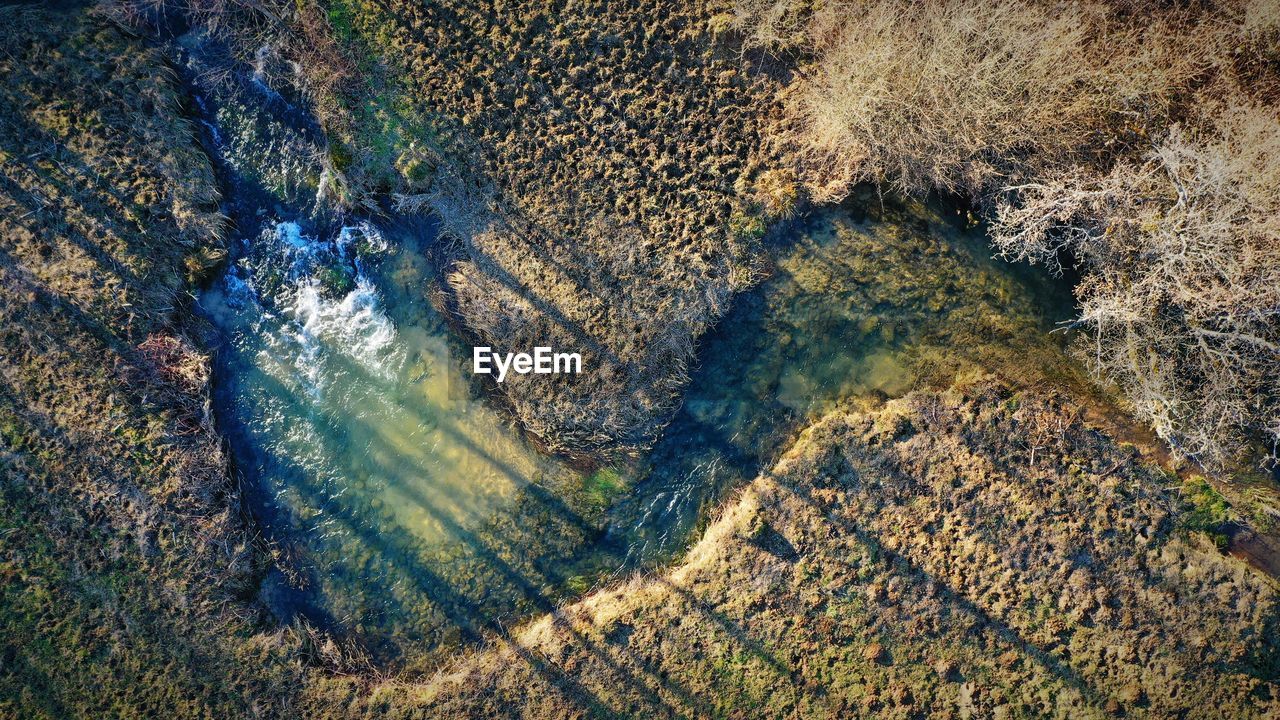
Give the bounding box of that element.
[203,195,1074,668]
[607,196,1075,563]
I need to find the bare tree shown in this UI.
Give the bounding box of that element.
[991,105,1280,469]
[738,0,1279,469]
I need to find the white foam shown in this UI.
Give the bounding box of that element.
[288,277,400,377]
[217,221,403,397]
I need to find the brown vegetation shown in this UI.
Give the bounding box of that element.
[97,0,354,115]
[300,0,792,454]
[0,9,302,716]
[736,0,1280,471]
[4,2,1277,717]
[102,0,796,455]
[302,378,1280,718]
[96,0,799,454]
[992,108,1280,470]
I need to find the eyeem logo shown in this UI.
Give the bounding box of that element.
[473,346,582,383]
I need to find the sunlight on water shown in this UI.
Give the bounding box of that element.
[204,221,554,538]
[204,196,1074,667]
[203,219,595,665]
[607,197,1074,563]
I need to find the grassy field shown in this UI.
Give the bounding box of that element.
[1,2,1277,718]
[301,377,1279,719]
[0,10,304,717]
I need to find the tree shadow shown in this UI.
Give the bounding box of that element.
[771,457,1267,711]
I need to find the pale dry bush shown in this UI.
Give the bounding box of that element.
[737,0,1237,201]
[738,0,1279,468]
[991,105,1280,469]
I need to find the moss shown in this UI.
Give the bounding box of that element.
[396,153,433,186]
[328,140,355,173]
[1181,476,1231,549]
[729,208,768,240]
[580,467,626,511]
[565,574,593,595]
[326,0,356,45]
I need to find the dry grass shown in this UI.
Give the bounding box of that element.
[282,0,794,454]
[97,0,356,147]
[301,378,1280,718]
[3,3,1277,716]
[105,0,794,455]
[737,0,1280,470]
[739,0,1212,199]
[0,9,305,716]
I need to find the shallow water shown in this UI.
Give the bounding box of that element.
[606,196,1074,563]
[203,193,1073,667]
[204,218,618,663]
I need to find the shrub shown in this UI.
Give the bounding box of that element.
[1181,476,1232,548]
[737,0,1280,469]
[736,0,1231,201]
[752,168,800,219]
[991,107,1280,469]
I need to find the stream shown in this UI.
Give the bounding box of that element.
[200,198,1073,668]
[185,41,1075,669]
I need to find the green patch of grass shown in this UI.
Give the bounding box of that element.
[729,208,767,241]
[1182,476,1231,549]
[315,0,445,193]
[326,0,356,45]
[565,574,593,595]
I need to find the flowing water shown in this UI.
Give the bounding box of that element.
[203,218,616,663]
[607,193,1076,562]
[183,46,1076,666]
[202,189,1074,668]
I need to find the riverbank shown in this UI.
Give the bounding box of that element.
[0,9,303,716]
[302,376,1279,719]
[3,3,1278,718]
[229,0,795,457]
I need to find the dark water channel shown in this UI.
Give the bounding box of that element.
[184,39,1075,669]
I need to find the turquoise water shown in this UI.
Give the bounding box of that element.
[605,196,1074,563]
[204,194,1073,668]
[204,217,617,665]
